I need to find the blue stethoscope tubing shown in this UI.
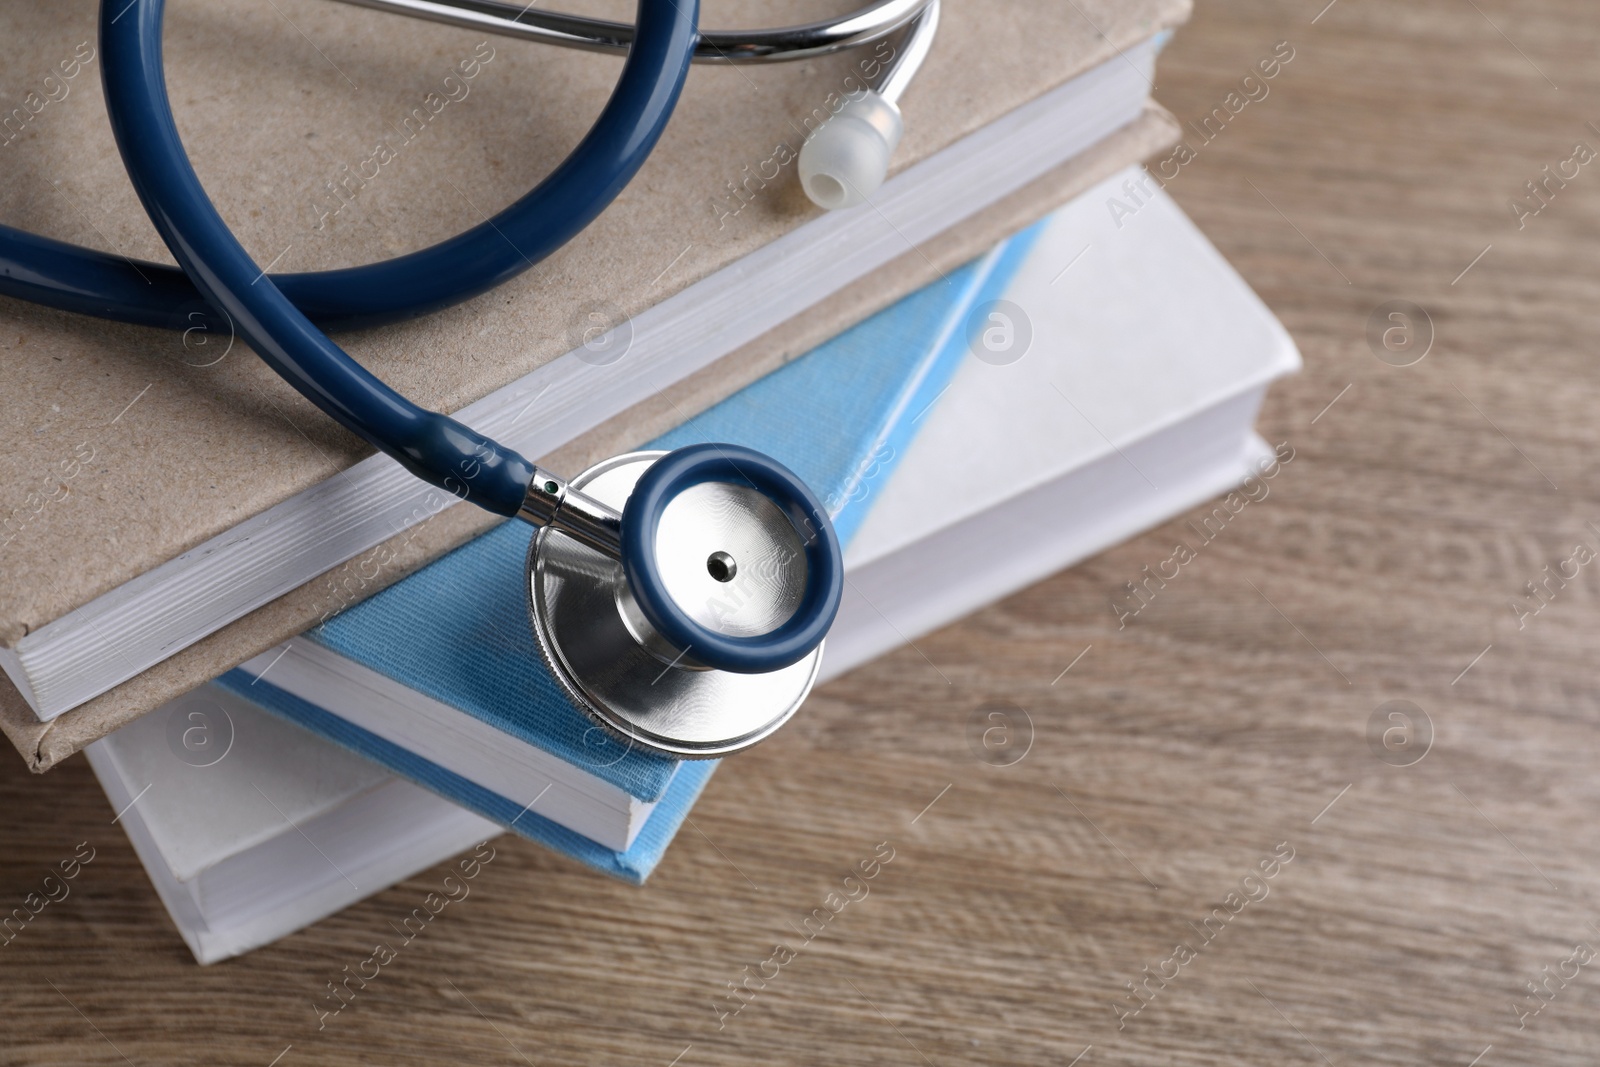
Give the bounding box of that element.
[92,0,841,675]
[3,0,695,334]
[97,0,699,516]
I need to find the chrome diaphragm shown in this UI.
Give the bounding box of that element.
[526,451,823,759]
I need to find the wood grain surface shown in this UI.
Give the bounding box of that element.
[5,0,1600,1064]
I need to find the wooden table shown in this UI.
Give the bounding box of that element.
[6,1,1600,1063]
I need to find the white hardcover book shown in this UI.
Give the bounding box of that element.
[89,168,1299,963]
[828,169,1300,676]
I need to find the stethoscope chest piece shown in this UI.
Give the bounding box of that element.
[527,451,823,759]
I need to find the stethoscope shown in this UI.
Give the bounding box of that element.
[0,0,940,758]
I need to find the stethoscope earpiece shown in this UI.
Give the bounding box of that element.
[528,447,841,759]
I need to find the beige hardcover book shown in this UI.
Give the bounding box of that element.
[0,0,1187,769]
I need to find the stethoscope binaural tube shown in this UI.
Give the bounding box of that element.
[97,0,842,678]
[0,0,936,335]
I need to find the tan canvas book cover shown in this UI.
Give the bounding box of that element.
[0,0,1187,768]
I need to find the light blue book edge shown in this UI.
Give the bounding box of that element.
[219,221,1045,883]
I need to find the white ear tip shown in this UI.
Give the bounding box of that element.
[799,124,888,210]
[798,93,904,211]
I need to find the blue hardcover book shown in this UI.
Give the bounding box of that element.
[217,225,1042,883]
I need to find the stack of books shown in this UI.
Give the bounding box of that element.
[85,168,1299,961]
[1,0,1299,963]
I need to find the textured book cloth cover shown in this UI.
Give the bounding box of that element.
[214,229,1040,879]
[0,0,1187,769]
